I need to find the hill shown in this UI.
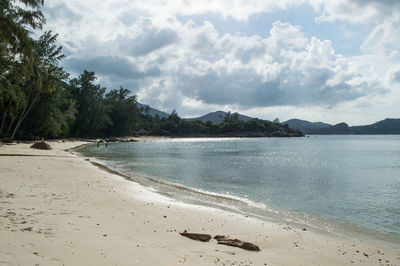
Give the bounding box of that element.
[316,118,400,134]
[137,103,169,119]
[282,119,332,134]
[185,111,253,124]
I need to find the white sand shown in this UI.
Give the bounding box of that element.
[1,141,399,265]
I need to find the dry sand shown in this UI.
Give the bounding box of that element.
[1,141,399,265]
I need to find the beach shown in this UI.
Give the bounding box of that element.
[1,141,399,266]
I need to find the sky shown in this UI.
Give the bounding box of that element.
[42,0,400,125]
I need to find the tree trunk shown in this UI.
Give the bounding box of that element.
[0,103,10,137]
[4,114,15,138]
[10,90,40,140]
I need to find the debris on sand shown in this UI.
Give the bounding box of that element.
[181,233,260,251]
[179,231,212,242]
[31,141,51,150]
[215,236,261,251]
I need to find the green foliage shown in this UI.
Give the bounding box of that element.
[69,71,111,138]
[104,87,139,137]
[0,0,45,57]
[134,109,301,137]
[19,84,77,138]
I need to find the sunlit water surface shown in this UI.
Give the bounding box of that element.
[80,135,400,243]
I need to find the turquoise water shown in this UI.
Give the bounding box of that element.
[80,136,400,241]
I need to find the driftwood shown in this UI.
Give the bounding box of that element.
[179,232,212,242]
[215,236,260,251]
[214,235,227,241]
[180,233,260,251]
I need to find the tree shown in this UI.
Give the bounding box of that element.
[0,0,45,58]
[104,87,139,136]
[69,71,111,138]
[9,31,67,139]
[0,0,45,89]
[19,82,77,138]
[1,0,46,139]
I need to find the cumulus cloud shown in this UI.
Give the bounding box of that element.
[138,21,382,109]
[120,27,179,56]
[311,0,400,23]
[41,0,399,123]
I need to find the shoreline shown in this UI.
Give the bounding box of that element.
[76,141,400,250]
[1,141,399,265]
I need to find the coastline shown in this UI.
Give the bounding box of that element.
[77,143,400,248]
[1,141,399,265]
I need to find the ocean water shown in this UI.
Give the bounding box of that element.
[79,136,400,243]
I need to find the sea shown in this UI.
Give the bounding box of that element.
[78,135,400,246]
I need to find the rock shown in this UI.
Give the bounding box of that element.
[179,232,212,242]
[31,141,51,150]
[216,237,261,252]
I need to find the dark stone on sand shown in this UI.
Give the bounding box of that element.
[31,141,51,150]
[180,232,212,242]
[216,236,261,252]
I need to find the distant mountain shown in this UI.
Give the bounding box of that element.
[282,119,332,134]
[316,118,400,135]
[185,110,253,124]
[137,103,169,118]
[284,118,400,135]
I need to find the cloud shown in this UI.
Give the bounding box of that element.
[388,67,400,83]
[41,0,399,124]
[138,21,382,109]
[120,27,179,56]
[43,2,82,21]
[312,0,400,23]
[64,56,160,79]
[361,13,400,54]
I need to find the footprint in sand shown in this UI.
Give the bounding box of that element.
[0,261,14,266]
[50,258,65,265]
